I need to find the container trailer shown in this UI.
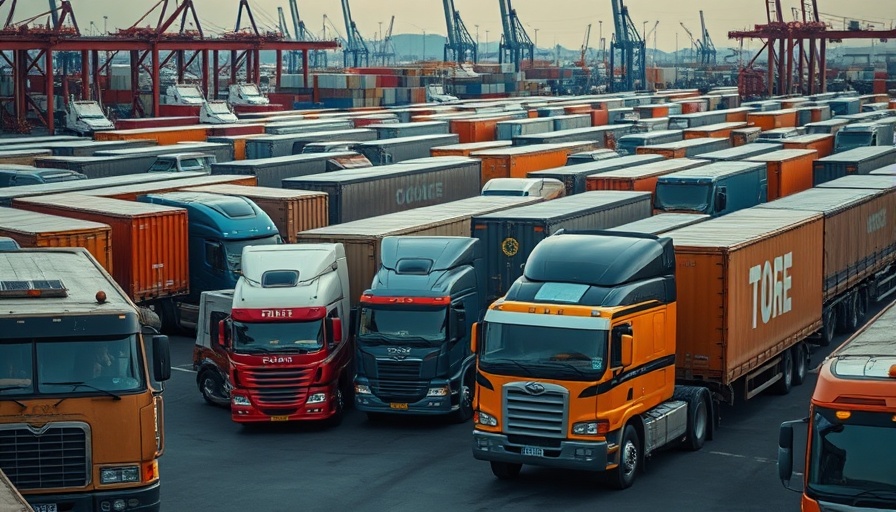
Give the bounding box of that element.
[653,161,768,216]
[368,121,449,139]
[781,134,834,158]
[71,174,258,202]
[615,130,684,156]
[93,125,209,145]
[0,207,112,268]
[209,151,369,188]
[511,126,631,149]
[0,171,207,206]
[354,134,461,165]
[471,143,597,187]
[95,142,233,163]
[527,154,665,196]
[636,137,731,159]
[745,149,818,200]
[696,143,784,162]
[431,141,514,157]
[812,146,896,185]
[608,212,709,234]
[585,158,709,200]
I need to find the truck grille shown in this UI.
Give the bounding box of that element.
[0,422,90,490]
[371,360,427,402]
[503,383,568,438]
[242,367,313,406]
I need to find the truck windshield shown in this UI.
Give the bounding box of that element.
[479,322,608,380]
[654,183,712,213]
[482,190,527,197]
[232,320,324,354]
[148,160,175,172]
[358,305,447,344]
[807,408,896,507]
[836,132,873,149]
[223,235,281,273]
[0,337,145,396]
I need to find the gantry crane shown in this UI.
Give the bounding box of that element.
[699,10,716,65]
[442,0,477,63]
[373,15,396,66]
[575,24,591,68]
[609,0,645,91]
[498,0,534,72]
[679,22,703,65]
[644,20,658,65]
[340,0,368,68]
[289,0,325,68]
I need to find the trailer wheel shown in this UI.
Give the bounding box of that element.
[791,344,808,386]
[772,349,793,395]
[683,390,709,451]
[855,288,869,326]
[837,291,859,333]
[608,424,641,490]
[820,307,837,347]
[490,461,522,480]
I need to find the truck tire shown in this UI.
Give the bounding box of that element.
[855,288,869,326]
[451,369,475,424]
[608,424,641,490]
[837,291,859,333]
[820,307,836,347]
[772,349,793,395]
[490,461,522,480]
[791,344,808,386]
[199,370,227,407]
[324,388,345,428]
[683,390,709,451]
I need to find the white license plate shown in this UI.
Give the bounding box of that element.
[33,505,57,512]
[522,445,544,457]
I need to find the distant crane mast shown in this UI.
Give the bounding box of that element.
[340,0,369,68]
[679,22,703,65]
[288,0,326,68]
[442,0,478,63]
[576,24,591,67]
[497,0,534,72]
[699,10,716,65]
[373,15,396,66]
[609,0,645,91]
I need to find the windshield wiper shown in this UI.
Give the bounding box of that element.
[0,385,29,392]
[852,488,896,506]
[541,361,589,379]
[43,381,121,401]
[482,358,535,377]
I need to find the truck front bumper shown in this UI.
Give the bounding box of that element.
[26,481,160,512]
[230,384,339,423]
[353,377,455,416]
[472,430,609,472]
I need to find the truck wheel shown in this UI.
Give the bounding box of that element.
[608,424,641,490]
[837,291,859,333]
[820,307,836,347]
[490,461,522,480]
[325,388,345,428]
[791,344,808,386]
[452,369,475,424]
[199,370,226,406]
[772,349,793,395]
[855,288,869,326]
[683,391,709,451]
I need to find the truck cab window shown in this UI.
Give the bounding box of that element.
[205,241,225,272]
[611,324,632,368]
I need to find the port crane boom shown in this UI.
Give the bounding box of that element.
[679,22,703,64]
[699,10,716,65]
[340,0,369,67]
[443,0,477,63]
[609,0,645,91]
[497,0,533,71]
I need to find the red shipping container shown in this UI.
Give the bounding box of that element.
[158,104,201,117]
[207,123,266,137]
[591,109,609,126]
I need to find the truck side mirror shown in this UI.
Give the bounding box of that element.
[620,334,633,368]
[152,335,171,382]
[329,318,343,344]
[714,187,728,212]
[470,322,480,354]
[777,422,794,484]
[217,319,229,348]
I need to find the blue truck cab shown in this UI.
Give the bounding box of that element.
[137,191,281,331]
[0,165,86,187]
[653,161,768,217]
[353,236,486,421]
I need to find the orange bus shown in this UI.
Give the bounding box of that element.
[777,300,896,511]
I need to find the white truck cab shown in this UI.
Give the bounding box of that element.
[147,152,216,174]
[164,84,206,105]
[228,83,270,106]
[200,101,239,124]
[481,178,566,200]
[65,99,114,135]
[426,85,459,104]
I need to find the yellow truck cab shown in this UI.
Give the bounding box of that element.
[471,231,712,489]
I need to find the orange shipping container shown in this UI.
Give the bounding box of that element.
[563,105,593,115]
[585,158,708,200]
[635,137,729,159]
[636,104,669,119]
[75,174,258,202]
[181,184,329,243]
[0,207,113,271]
[11,194,189,302]
[430,140,513,157]
[723,108,752,123]
[449,115,513,144]
[683,121,748,140]
[94,126,210,145]
[746,149,818,200]
[471,142,597,187]
[747,109,798,131]
[590,109,609,126]
[782,134,834,158]
[666,208,824,388]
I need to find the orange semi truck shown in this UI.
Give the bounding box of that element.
[471,208,828,487]
[777,300,896,511]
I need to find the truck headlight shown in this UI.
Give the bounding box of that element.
[573,420,609,435]
[100,466,140,484]
[232,395,251,406]
[475,411,498,427]
[307,393,327,404]
[426,386,450,397]
[355,384,372,395]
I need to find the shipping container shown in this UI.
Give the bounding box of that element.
[471,142,597,186]
[667,111,728,130]
[207,123,266,137]
[812,146,896,185]
[746,149,818,200]
[354,134,460,165]
[616,130,684,156]
[608,212,709,234]
[449,116,515,144]
[747,109,800,131]
[730,127,762,146]
[585,158,709,199]
[0,149,51,166]
[682,122,749,140]
[32,155,167,178]
[817,174,896,190]
[722,107,754,123]
[665,208,824,387]
[0,171,208,206]
[0,135,83,147]
[94,126,209,145]
[697,142,784,162]
[115,116,198,130]
[828,98,861,116]
[0,207,112,269]
[182,184,328,242]
[550,114,591,131]
[527,154,665,195]
[264,119,354,135]
[512,125,631,148]
[245,130,377,159]
[207,134,265,160]
[780,134,834,158]
[473,190,652,299]
[430,140,513,157]
[282,156,481,224]
[49,139,157,156]
[94,141,233,165]
[11,194,189,302]
[756,187,896,301]
[296,195,541,305]
[565,149,622,164]
[635,137,730,158]
[368,121,449,139]
[869,164,896,176]
[496,118,554,140]
[209,151,364,188]
[73,174,258,201]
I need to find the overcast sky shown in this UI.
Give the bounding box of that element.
[10,0,895,52]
